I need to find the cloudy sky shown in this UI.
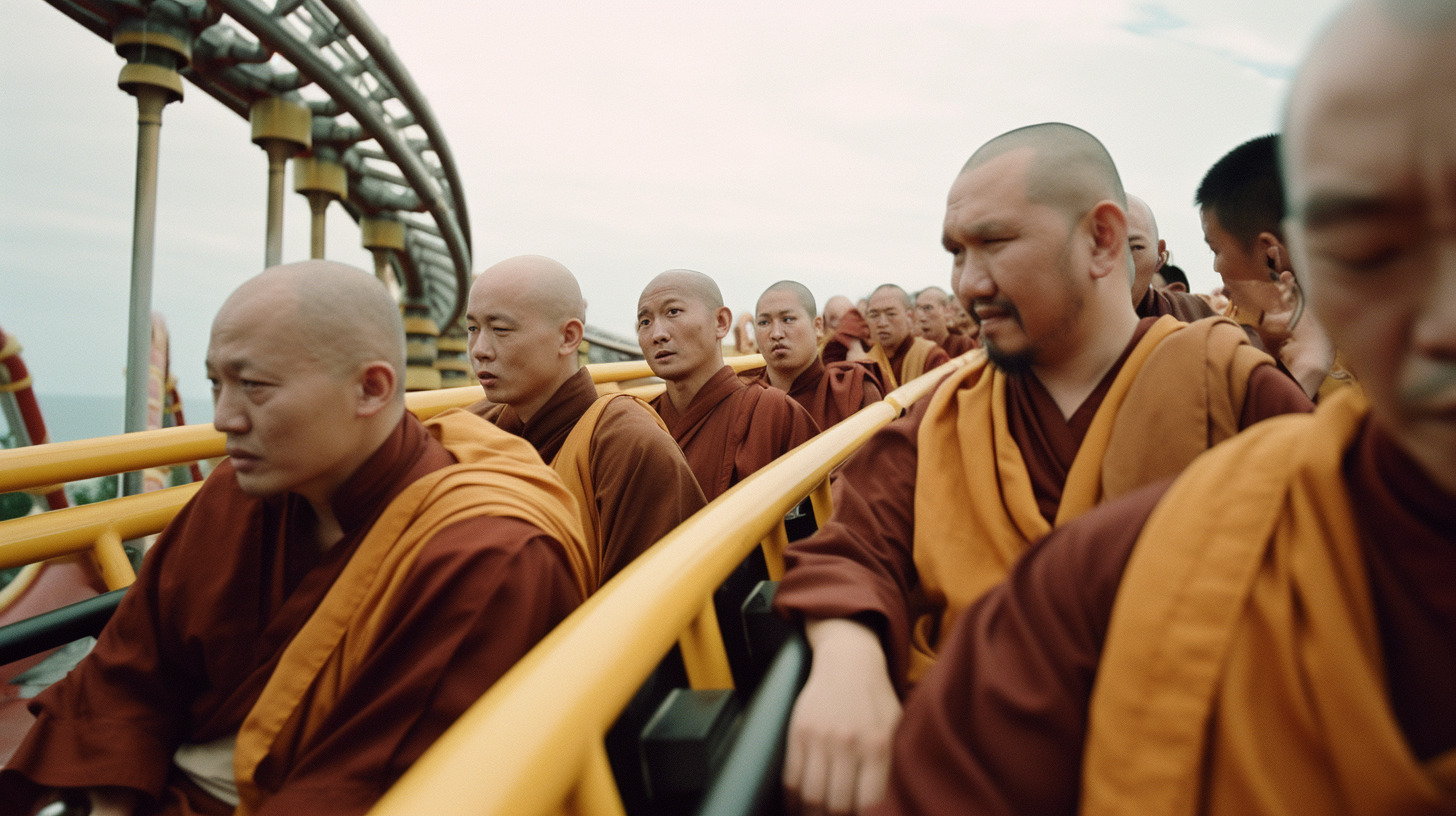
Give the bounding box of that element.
[2,0,1343,420]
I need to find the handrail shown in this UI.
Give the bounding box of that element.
[367,353,974,816]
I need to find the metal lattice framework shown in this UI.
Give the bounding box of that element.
[45,0,472,329]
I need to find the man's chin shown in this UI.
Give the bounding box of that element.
[985,341,1034,376]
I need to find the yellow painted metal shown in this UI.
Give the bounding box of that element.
[112,28,192,64]
[117,64,183,103]
[0,484,201,571]
[587,354,764,385]
[677,597,734,690]
[293,156,348,198]
[760,522,790,581]
[567,742,628,816]
[361,217,407,252]
[0,424,223,495]
[809,478,834,527]
[249,98,313,149]
[367,354,971,816]
[91,527,137,591]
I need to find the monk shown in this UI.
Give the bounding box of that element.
[879,3,1456,812]
[743,280,883,433]
[774,123,1313,815]
[1198,134,1350,399]
[637,269,816,500]
[863,284,951,389]
[913,286,977,357]
[820,297,875,368]
[1126,194,1217,322]
[0,261,587,816]
[822,295,855,337]
[464,255,706,590]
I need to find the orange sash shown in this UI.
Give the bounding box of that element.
[552,392,667,592]
[908,316,1263,681]
[1082,388,1456,815]
[866,337,937,391]
[233,409,587,812]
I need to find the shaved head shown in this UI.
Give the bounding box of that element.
[1125,194,1166,297]
[871,284,914,311]
[475,254,587,324]
[759,280,817,317]
[823,296,854,332]
[641,268,724,311]
[218,260,406,397]
[961,122,1127,224]
[1125,195,1158,241]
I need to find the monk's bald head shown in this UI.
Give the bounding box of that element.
[473,255,587,325]
[960,122,1127,224]
[640,268,724,312]
[871,284,913,311]
[216,261,406,397]
[759,280,817,318]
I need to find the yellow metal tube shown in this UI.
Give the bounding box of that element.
[92,527,137,590]
[0,484,201,571]
[809,477,834,528]
[567,742,628,816]
[678,598,734,690]
[761,522,789,581]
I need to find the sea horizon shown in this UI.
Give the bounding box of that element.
[15,392,215,445]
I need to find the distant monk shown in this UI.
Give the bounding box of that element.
[1126,194,1217,322]
[914,286,977,356]
[864,284,951,389]
[1153,261,1191,292]
[637,269,816,500]
[774,123,1312,815]
[464,255,706,590]
[0,261,587,815]
[945,295,978,343]
[744,280,883,433]
[820,296,874,366]
[880,4,1456,811]
[822,295,855,337]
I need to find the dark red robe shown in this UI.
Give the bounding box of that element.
[468,368,706,584]
[649,365,817,501]
[0,415,581,816]
[740,359,884,435]
[876,419,1456,815]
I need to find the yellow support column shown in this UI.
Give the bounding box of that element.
[361,215,406,287]
[293,154,347,259]
[250,98,313,267]
[403,303,441,392]
[435,323,472,389]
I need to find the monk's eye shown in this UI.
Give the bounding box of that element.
[465,324,478,334]
[784,316,795,323]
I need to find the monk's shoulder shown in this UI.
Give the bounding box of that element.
[590,396,684,459]
[464,395,506,424]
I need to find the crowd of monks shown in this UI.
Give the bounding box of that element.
[2,0,1453,813]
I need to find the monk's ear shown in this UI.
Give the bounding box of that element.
[713,306,733,341]
[1259,232,1293,277]
[813,315,824,336]
[559,318,584,358]
[355,361,397,418]
[1085,200,1128,281]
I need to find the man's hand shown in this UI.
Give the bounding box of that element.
[783,618,902,816]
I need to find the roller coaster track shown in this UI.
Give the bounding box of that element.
[44,0,472,330]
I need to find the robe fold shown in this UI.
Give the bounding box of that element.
[931,331,978,358]
[649,365,817,500]
[740,358,884,434]
[0,413,583,816]
[1134,286,1218,323]
[468,367,706,588]
[774,316,1313,689]
[877,391,1456,816]
[865,335,951,391]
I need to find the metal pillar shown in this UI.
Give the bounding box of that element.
[250,98,312,268]
[294,154,347,259]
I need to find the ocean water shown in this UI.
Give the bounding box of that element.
[14,392,214,444]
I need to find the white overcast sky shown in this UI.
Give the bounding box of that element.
[2,0,1343,413]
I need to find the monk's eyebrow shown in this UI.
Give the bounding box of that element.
[1297,191,1410,229]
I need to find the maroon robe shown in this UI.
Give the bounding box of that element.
[1134,286,1218,323]
[882,335,952,385]
[876,420,1456,815]
[930,331,977,358]
[467,368,706,584]
[741,359,884,434]
[0,414,581,816]
[821,309,873,365]
[773,318,1313,689]
[649,365,817,501]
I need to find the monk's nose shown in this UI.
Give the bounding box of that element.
[1417,237,1456,357]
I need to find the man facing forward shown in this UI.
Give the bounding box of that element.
[637,269,816,500]
[465,255,706,590]
[880,3,1456,811]
[914,286,978,357]
[863,285,951,389]
[773,123,1312,815]
[746,280,883,434]
[0,262,587,816]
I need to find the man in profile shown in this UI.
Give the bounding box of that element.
[774,123,1311,815]
[863,284,951,389]
[0,261,587,815]
[1126,194,1217,322]
[881,3,1456,811]
[745,280,882,434]
[637,269,815,500]
[913,286,977,357]
[465,255,705,590]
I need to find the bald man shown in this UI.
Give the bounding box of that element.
[1126,194,1218,323]
[913,286,977,357]
[464,256,706,590]
[743,280,883,433]
[774,123,1312,814]
[863,284,951,389]
[822,295,855,337]
[881,4,1456,811]
[637,269,816,500]
[0,262,587,815]
[820,295,875,369]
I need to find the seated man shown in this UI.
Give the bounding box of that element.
[0,262,588,816]
[637,269,816,500]
[863,284,951,389]
[914,286,977,357]
[465,255,706,590]
[774,123,1313,815]
[880,4,1456,811]
[744,280,883,434]
[1126,194,1218,322]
